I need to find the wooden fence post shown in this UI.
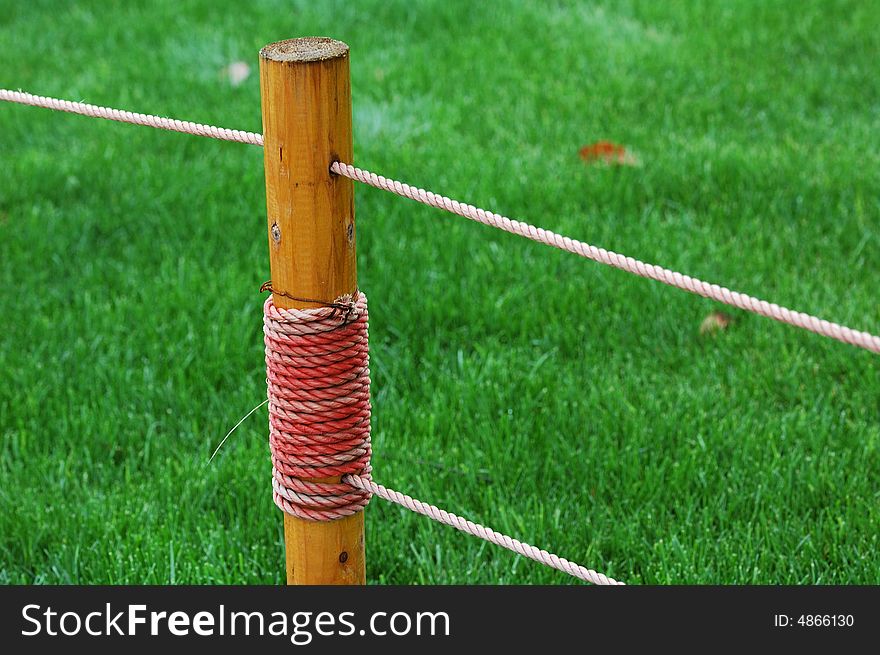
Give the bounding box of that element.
[259,37,365,584]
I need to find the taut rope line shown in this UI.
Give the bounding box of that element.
[3,88,876,354]
[0,89,264,145]
[331,162,880,355]
[343,474,622,585]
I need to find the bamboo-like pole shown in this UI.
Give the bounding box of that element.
[259,37,365,585]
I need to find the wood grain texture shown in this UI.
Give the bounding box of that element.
[259,37,365,585]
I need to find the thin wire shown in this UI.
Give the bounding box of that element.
[330,162,880,355]
[0,89,263,145]
[260,280,357,314]
[210,399,269,462]
[344,474,623,585]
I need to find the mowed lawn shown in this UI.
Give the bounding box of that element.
[1,0,878,584]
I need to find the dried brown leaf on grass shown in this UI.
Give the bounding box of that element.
[578,140,640,167]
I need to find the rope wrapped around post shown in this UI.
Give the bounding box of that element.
[264,291,373,521]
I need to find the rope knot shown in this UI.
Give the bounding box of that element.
[264,291,372,520]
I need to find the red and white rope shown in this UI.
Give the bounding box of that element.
[0,89,264,145]
[344,474,622,585]
[330,162,880,355]
[264,292,373,520]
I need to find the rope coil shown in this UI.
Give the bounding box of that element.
[264,292,372,520]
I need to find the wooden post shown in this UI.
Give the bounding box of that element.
[259,37,365,585]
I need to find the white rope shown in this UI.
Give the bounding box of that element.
[344,474,623,585]
[5,87,878,357]
[331,161,880,355]
[0,89,264,145]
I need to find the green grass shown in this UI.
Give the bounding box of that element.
[1,0,879,584]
